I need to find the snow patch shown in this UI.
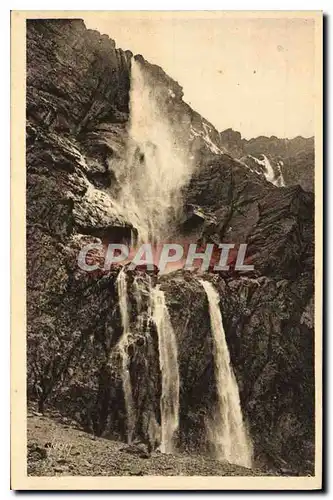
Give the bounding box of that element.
[190,124,223,155]
[247,154,285,187]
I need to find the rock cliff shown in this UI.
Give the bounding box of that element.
[26,19,315,476]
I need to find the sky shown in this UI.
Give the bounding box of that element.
[83,13,316,139]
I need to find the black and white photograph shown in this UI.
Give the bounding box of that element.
[10,10,323,490]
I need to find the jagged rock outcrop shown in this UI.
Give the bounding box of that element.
[219,128,244,158]
[26,19,314,476]
[183,154,314,279]
[27,19,132,132]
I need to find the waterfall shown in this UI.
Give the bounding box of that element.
[199,279,253,468]
[114,59,194,243]
[262,154,285,187]
[276,160,286,187]
[132,274,150,331]
[116,269,179,454]
[113,59,251,461]
[261,154,276,185]
[116,268,135,443]
[152,285,180,453]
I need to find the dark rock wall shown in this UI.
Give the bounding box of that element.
[27,19,132,132]
[26,19,315,475]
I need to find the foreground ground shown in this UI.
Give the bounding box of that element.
[27,411,266,477]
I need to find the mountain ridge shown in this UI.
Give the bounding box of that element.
[220,128,314,191]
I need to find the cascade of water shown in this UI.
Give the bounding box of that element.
[113,59,194,243]
[262,154,285,187]
[276,160,286,187]
[132,274,153,327]
[113,58,253,462]
[261,154,276,184]
[132,275,145,332]
[199,279,253,468]
[151,285,180,453]
[116,268,135,443]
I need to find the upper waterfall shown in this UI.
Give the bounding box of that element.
[114,58,195,244]
[199,279,253,468]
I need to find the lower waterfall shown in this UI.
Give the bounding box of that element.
[199,279,253,468]
[152,285,180,454]
[116,269,179,454]
[116,268,135,444]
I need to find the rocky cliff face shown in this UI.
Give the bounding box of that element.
[27,19,314,476]
[220,128,314,192]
